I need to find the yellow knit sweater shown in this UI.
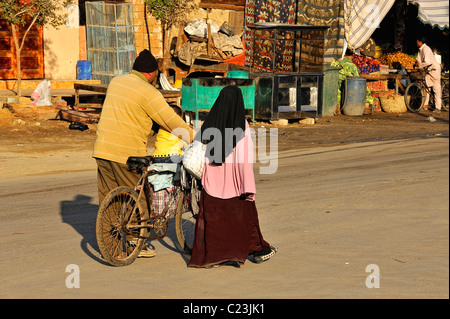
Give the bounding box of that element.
[93,71,193,164]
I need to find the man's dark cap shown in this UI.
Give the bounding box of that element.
[132,49,158,73]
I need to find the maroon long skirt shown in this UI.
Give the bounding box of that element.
[188,189,270,268]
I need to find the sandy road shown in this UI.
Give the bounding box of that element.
[0,136,448,300]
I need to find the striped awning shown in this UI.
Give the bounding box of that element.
[344,0,396,50]
[408,0,449,29]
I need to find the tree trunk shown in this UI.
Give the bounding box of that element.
[11,24,22,97]
[161,26,171,78]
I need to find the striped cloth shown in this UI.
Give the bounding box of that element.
[152,187,181,218]
[408,0,449,29]
[344,0,396,50]
[296,1,346,64]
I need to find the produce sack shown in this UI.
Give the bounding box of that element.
[380,92,407,113]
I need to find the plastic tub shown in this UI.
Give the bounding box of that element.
[341,76,367,116]
[227,70,249,79]
[76,60,92,80]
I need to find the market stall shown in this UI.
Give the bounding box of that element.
[335,50,417,113]
[337,0,448,114]
[247,23,331,120]
[177,0,448,119]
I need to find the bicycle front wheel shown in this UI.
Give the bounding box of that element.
[175,191,198,255]
[96,186,149,267]
[405,83,425,112]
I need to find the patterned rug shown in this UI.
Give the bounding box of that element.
[244,0,345,68]
[244,0,297,71]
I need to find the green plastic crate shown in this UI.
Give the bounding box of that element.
[181,78,255,123]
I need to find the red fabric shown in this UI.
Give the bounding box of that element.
[188,189,270,268]
[220,52,246,66]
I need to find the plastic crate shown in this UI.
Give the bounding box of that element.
[367,80,388,91]
[358,64,380,75]
[182,78,255,123]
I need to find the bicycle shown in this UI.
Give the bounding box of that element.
[95,156,200,267]
[404,66,449,113]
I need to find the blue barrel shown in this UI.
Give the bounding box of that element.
[342,76,367,116]
[76,60,92,80]
[227,70,249,79]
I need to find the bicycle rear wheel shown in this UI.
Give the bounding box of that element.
[442,78,449,111]
[175,190,199,255]
[96,186,149,267]
[405,83,425,112]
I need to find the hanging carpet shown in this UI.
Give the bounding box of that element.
[244,0,297,71]
[244,0,345,68]
[296,0,345,64]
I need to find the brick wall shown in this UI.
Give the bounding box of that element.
[126,0,163,58]
[126,0,245,60]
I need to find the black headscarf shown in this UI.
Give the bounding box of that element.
[199,85,247,165]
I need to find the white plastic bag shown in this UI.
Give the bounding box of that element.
[184,19,219,38]
[185,19,207,38]
[182,140,206,180]
[31,80,52,106]
[159,73,180,91]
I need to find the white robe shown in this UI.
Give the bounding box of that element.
[416,43,442,109]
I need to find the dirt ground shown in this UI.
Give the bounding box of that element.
[1,102,448,300]
[0,102,448,155]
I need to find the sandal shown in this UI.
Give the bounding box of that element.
[253,246,278,264]
[138,245,157,258]
[205,261,240,269]
[129,239,157,258]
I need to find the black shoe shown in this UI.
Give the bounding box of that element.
[253,246,278,264]
[69,122,89,131]
[205,261,240,269]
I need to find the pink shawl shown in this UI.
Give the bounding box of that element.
[201,121,256,201]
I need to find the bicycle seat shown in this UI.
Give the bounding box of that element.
[126,156,153,173]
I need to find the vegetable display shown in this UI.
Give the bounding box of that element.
[379,52,416,69]
[331,58,374,105]
[351,55,381,74]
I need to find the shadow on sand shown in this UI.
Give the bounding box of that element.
[60,194,194,266]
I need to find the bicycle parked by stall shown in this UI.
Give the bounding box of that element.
[96,156,200,267]
[404,66,449,113]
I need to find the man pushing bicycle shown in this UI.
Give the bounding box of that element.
[93,50,194,257]
[415,36,442,113]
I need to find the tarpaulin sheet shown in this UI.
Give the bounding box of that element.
[344,0,396,50]
[408,0,449,29]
